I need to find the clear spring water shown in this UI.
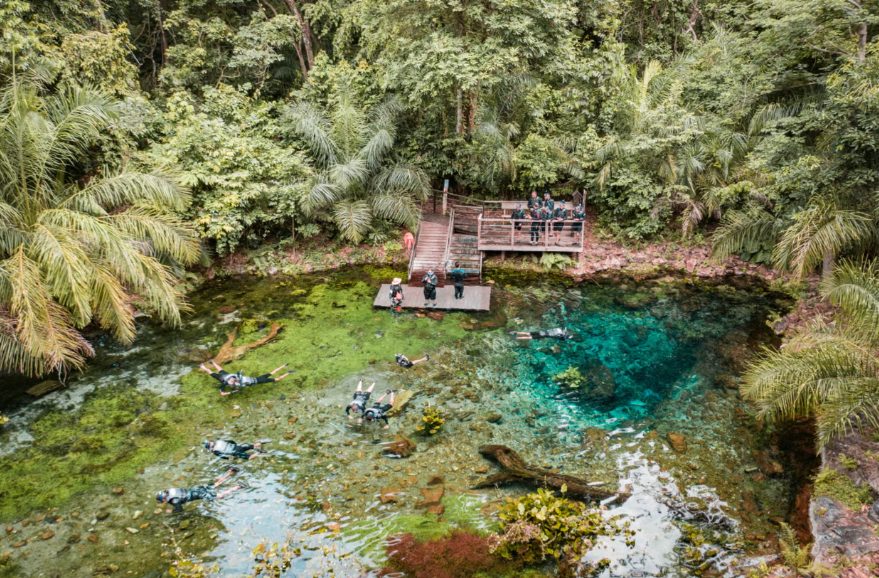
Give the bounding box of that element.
[0,268,802,578]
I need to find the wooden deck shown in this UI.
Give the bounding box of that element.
[477,216,585,253]
[373,284,491,311]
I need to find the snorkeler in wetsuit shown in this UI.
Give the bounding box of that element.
[198,360,293,395]
[347,380,375,423]
[155,468,246,513]
[363,390,396,429]
[510,328,573,341]
[396,353,429,368]
[204,439,267,460]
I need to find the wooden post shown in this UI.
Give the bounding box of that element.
[501,251,506,262]
[442,192,448,216]
[477,216,482,250]
[510,218,515,247]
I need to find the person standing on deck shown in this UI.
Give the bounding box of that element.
[571,205,586,243]
[528,191,542,211]
[389,277,404,311]
[542,193,555,241]
[552,201,568,244]
[539,206,552,244]
[422,269,438,307]
[529,205,542,245]
[450,262,467,299]
[543,192,555,212]
[511,204,527,244]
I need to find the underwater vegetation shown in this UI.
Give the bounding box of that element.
[380,531,512,578]
[416,406,445,435]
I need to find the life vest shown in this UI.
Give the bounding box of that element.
[364,406,384,420]
[213,440,234,454]
[239,374,258,387]
[167,488,189,501]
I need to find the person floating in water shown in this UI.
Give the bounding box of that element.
[156,468,247,513]
[198,360,294,395]
[204,439,267,460]
[510,328,573,341]
[449,262,467,300]
[396,353,429,368]
[364,390,396,429]
[347,380,375,422]
[422,269,438,307]
[389,277,404,311]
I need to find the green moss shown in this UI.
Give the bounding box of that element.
[363,265,408,282]
[814,468,873,510]
[839,454,860,470]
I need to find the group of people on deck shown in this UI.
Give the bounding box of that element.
[511,191,585,246]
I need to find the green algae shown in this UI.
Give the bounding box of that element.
[0,272,477,523]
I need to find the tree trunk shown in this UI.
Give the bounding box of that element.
[293,42,308,82]
[858,22,867,62]
[823,251,835,280]
[455,87,464,135]
[468,85,478,133]
[283,0,314,69]
[473,445,629,504]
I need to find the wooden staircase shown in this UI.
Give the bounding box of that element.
[452,205,483,235]
[408,219,448,287]
[448,233,481,285]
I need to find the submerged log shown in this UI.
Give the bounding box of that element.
[473,445,630,505]
[213,323,282,365]
[27,380,64,397]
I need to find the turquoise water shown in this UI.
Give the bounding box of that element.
[0,270,798,578]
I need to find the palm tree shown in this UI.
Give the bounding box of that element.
[0,77,200,376]
[742,259,879,447]
[284,91,429,243]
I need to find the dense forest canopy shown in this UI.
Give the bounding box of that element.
[4,0,879,383]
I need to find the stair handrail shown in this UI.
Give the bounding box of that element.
[406,221,423,283]
[442,206,455,275]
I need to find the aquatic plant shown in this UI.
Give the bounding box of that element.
[813,468,873,510]
[489,487,633,572]
[416,406,445,435]
[380,531,510,578]
[552,366,585,389]
[0,412,7,426]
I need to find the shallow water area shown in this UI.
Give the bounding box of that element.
[0,268,803,578]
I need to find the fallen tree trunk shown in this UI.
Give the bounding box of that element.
[473,445,630,505]
[213,323,282,365]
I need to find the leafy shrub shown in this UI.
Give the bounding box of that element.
[380,531,510,578]
[489,488,633,572]
[540,253,575,272]
[813,468,873,510]
[778,522,810,572]
[553,366,586,389]
[416,406,445,435]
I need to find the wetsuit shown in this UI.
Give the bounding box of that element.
[210,371,276,394]
[422,273,438,302]
[450,268,467,299]
[527,196,542,211]
[529,208,542,243]
[529,328,570,340]
[364,402,393,425]
[572,208,585,233]
[553,207,567,234]
[166,487,215,512]
[210,439,256,460]
[389,283,404,308]
[511,208,527,231]
[346,390,371,415]
[396,356,415,368]
[543,197,555,212]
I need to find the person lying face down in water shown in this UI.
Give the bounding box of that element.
[347,380,375,423]
[395,353,429,368]
[204,439,267,460]
[155,467,247,513]
[364,390,396,429]
[510,327,573,341]
[198,359,294,395]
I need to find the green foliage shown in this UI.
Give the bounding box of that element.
[813,468,873,511]
[552,366,586,389]
[778,522,810,573]
[0,77,199,375]
[539,253,575,273]
[490,487,633,569]
[838,454,860,471]
[416,406,445,435]
[146,87,310,255]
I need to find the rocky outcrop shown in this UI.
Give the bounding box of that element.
[666,433,688,453]
[383,436,416,458]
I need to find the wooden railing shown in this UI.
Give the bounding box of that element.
[443,206,455,271]
[406,220,423,283]
[476,216,585,252]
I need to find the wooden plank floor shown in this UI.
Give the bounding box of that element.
[373,284,491,311]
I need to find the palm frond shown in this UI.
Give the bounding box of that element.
[100,206,201,264]
[821,258,879,333]
[332,200,372,243]
[284,101,338,168]
[711,206,778,260]
[369,193,421,230]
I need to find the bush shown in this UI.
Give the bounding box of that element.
[489,488,633,573]
[380,531,510,578]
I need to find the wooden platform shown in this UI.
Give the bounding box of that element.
[373,284,491,311]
